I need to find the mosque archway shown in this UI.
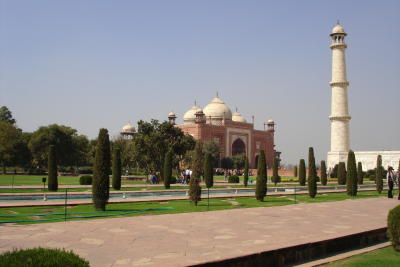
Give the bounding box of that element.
[232,138,246,156]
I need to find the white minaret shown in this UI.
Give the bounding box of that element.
[327,23,351,168]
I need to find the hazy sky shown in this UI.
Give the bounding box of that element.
[1,0,399,164]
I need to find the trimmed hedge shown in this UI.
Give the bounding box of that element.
[228,175,240,183]
[387,205,400,252]
[79,175,92,185]
[0,247,89,267]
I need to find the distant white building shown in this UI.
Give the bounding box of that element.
[326,23,400,170]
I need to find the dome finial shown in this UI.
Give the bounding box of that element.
[235,107,238,112]
[216,91,219,98]
[194,100,197,106]
[337,19,340,25]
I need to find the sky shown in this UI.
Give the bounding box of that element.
[1,0,399,165]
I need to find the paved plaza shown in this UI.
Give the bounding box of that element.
[0,197,398,266]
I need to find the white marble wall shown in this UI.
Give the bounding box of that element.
[327,151,400,171]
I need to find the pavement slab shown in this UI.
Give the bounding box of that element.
[0,197,399,267]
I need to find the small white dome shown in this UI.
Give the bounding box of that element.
[122,123,135,133]
[203,97,232,120]
[168,112,177,117]
[267,119,274,124]
[183,105,201,123]
[331,24,345,34]
[232,112,247,123]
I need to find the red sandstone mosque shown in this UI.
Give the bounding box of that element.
[168,95,279,168]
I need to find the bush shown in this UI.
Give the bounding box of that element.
[79,175,92,185]
[0,247,89,267]
[170,176,177,184]
[228,175,240,183]
[387,205,400,252]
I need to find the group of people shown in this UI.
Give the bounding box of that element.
[387,167,400,199]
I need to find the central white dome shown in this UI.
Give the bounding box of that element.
[203,97,232,120]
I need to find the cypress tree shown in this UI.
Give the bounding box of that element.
[337,162,346,185]
[255,150,267,201]
[299,159,306,186]
[189,141,202,205]
[376,155,383,193]
[204,152,213,188]
[112,147,122,190]
[92,128,111,211]
[163,149,173,189]
[357,162,363,185]
[243,156,249,187]
[307,147,317,198]
[320,160,327,186]
[47,145,58,191]
[346,150,357,196]
[271,157,280,185]
[293,166,298,177]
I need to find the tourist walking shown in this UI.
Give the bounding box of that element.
[387,167,395,198]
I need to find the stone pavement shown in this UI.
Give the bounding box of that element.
[0,197,398,267]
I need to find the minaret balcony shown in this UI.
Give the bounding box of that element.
[330,43,347,49]
[329,115,351,121]
[330,81,349,86]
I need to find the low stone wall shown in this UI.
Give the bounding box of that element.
[192,228,388,267]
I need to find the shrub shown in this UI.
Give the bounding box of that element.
[0,247,89,267]
[92,128,111,211]
[47,145,58,191]
[307,147,317,198]
[346,150,357,196]
[79,175,92,185]
[387,205,400,252]
[376,155,384,193]
[228,175,240,183]
[299,159,306,186]
[204,152,214,188]
[320,160,327,186]
[357,162,363,184]
[244,157,249,187]
[163,150,173,189]
[255,150,267,201]
[112,148,122,190]
[337,162,346,185]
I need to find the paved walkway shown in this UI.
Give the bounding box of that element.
[0,198,398,267]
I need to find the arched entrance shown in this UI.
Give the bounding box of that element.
[232,138,246,156]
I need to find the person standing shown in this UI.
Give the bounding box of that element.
[387,167,395,198]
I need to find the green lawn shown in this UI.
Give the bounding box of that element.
[0,191,390,225]
[323,246,400,267]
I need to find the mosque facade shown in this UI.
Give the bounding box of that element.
[169,95,279,168]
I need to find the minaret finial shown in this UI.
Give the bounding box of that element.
[194,100,197,107]
[235,107,238,112]
[337,19,340,25]
[216,91,219,98]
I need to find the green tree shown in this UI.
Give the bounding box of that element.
[307,147,317,198]
[163,149,173,189]
[112,147,122,190]
[29,124,90,168]
[320,160,327,185]
[132,120,195,177]
[271,157,281,185]
[346,150,358,196]
[243,156,249,187]
[293,165,298,177]
[204,153,213,188]
[92,128,111,211]
[376,155,383,194]
[337,162,346,185]
[189,141,202,205]
[0,106,16,124]
[202,140,220,167]
[221,157,233,170]
[255,150,267,201]
[232,153,246,170]
[47,145,58,191]
[357,162,363,185]
[0,122,20,173]
[299,159,306,186]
